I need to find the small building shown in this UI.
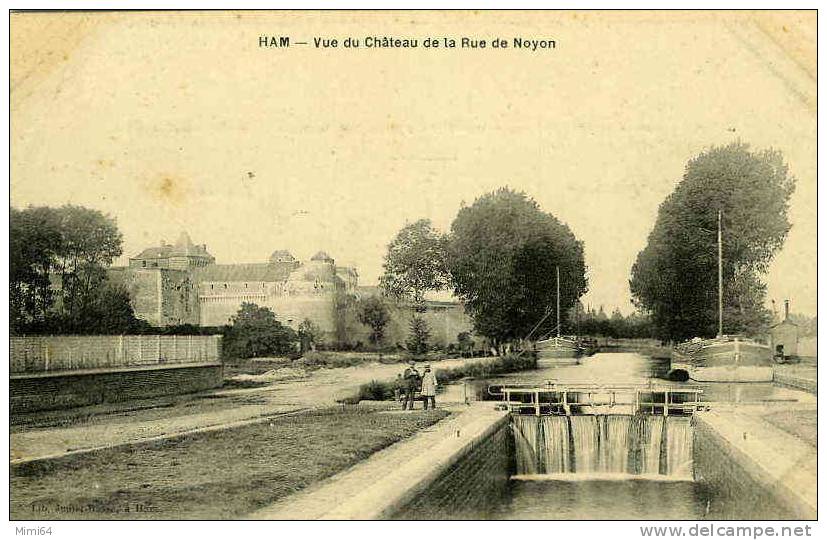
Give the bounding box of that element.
[770,300,799,360]
[129,231,215,270]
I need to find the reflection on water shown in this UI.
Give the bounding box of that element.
[490,478,707,520]
[478,352,807,405]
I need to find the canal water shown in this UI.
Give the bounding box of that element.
[459,352,800,520]
[479,351,803,405]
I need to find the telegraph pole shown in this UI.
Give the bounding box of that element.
[718,210,723,338]
[556,265,561,338]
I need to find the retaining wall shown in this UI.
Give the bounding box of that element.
[773,372,817,395]
[390,414,513,519]
[694,413,816,520]
[250,405,509,519]
[10,364,224,414]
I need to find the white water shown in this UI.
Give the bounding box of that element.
[570,416,600,473]
[512,415,541,475]
[540,416,570,473]
[599,415,631,473]
[635,416,664,475]
[513,414,693,479]
[666,416,694,479]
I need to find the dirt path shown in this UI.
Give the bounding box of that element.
[11,356,495,463]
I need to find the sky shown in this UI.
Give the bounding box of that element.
[10,11,817,315]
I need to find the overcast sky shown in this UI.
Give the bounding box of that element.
[11,11,816,315]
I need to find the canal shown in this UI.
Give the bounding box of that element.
[449,351,809,520]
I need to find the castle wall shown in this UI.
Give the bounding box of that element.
[116,268,199,327]
[271,293,337,335]
[338,298,475,349]
[123,269,163,326]
[159,270,200,326]
[196,279,337,332]
[121,245,472,347]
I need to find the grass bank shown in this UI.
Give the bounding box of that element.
[11,406,449,519]
[358,352,537,400]
[762,409,816,447]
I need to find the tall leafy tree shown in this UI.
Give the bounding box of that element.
[630,142,795,341]
[10,204,139,334]
[9,206,62,331]
[52,205,123,315]
[447,188,588,349]
[380,219,450,310]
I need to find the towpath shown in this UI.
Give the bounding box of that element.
[10,356,493,465]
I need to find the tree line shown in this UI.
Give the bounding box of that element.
[11,142,796,350]
[10,205,147,335]
[379,143,796,347]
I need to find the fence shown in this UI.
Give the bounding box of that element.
[10,335,222,375]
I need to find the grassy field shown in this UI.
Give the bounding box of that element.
[762,409,816,447]
[12,406,449,520]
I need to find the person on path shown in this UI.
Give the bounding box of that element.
[402,360,421,410]
[421,365,438,410]
[393,373,404,402]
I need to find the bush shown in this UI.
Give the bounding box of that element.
[358,379,396,401]
[358,296,391,345]
[298,318,324,352]
[222,303,298,359]
[354,352,537,401]
[292,351,405,371]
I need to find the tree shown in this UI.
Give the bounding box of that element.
[9,206,62,332]
[456,331,475,356]
[332,290,359,348]
[630,142,795,341]
[379,219,450,310]
[578,307,654,339]
[298,318,323,352]
[10,204,130,335]
[223,303,298,359]
[46,282,150,335]
[357,296,391,345]
[51,205,123,316]
[406,316,431,354]
[447,188,588,349]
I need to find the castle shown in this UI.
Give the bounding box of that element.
[109,232,359,335]
[110,232,474,347]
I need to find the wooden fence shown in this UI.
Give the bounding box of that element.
[10,335,222,375]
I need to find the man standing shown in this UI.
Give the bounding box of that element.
[421,365,438,410]
[402,360,420,410]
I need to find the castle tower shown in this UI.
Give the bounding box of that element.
[167,231,215,270]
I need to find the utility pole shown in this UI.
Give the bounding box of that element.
[718,210,723,338]
[556,265,561,338]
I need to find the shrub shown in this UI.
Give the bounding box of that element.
[355,352,537,401]
[298,318,324,352]
[222,303,298,359]
[358,379,395,401]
